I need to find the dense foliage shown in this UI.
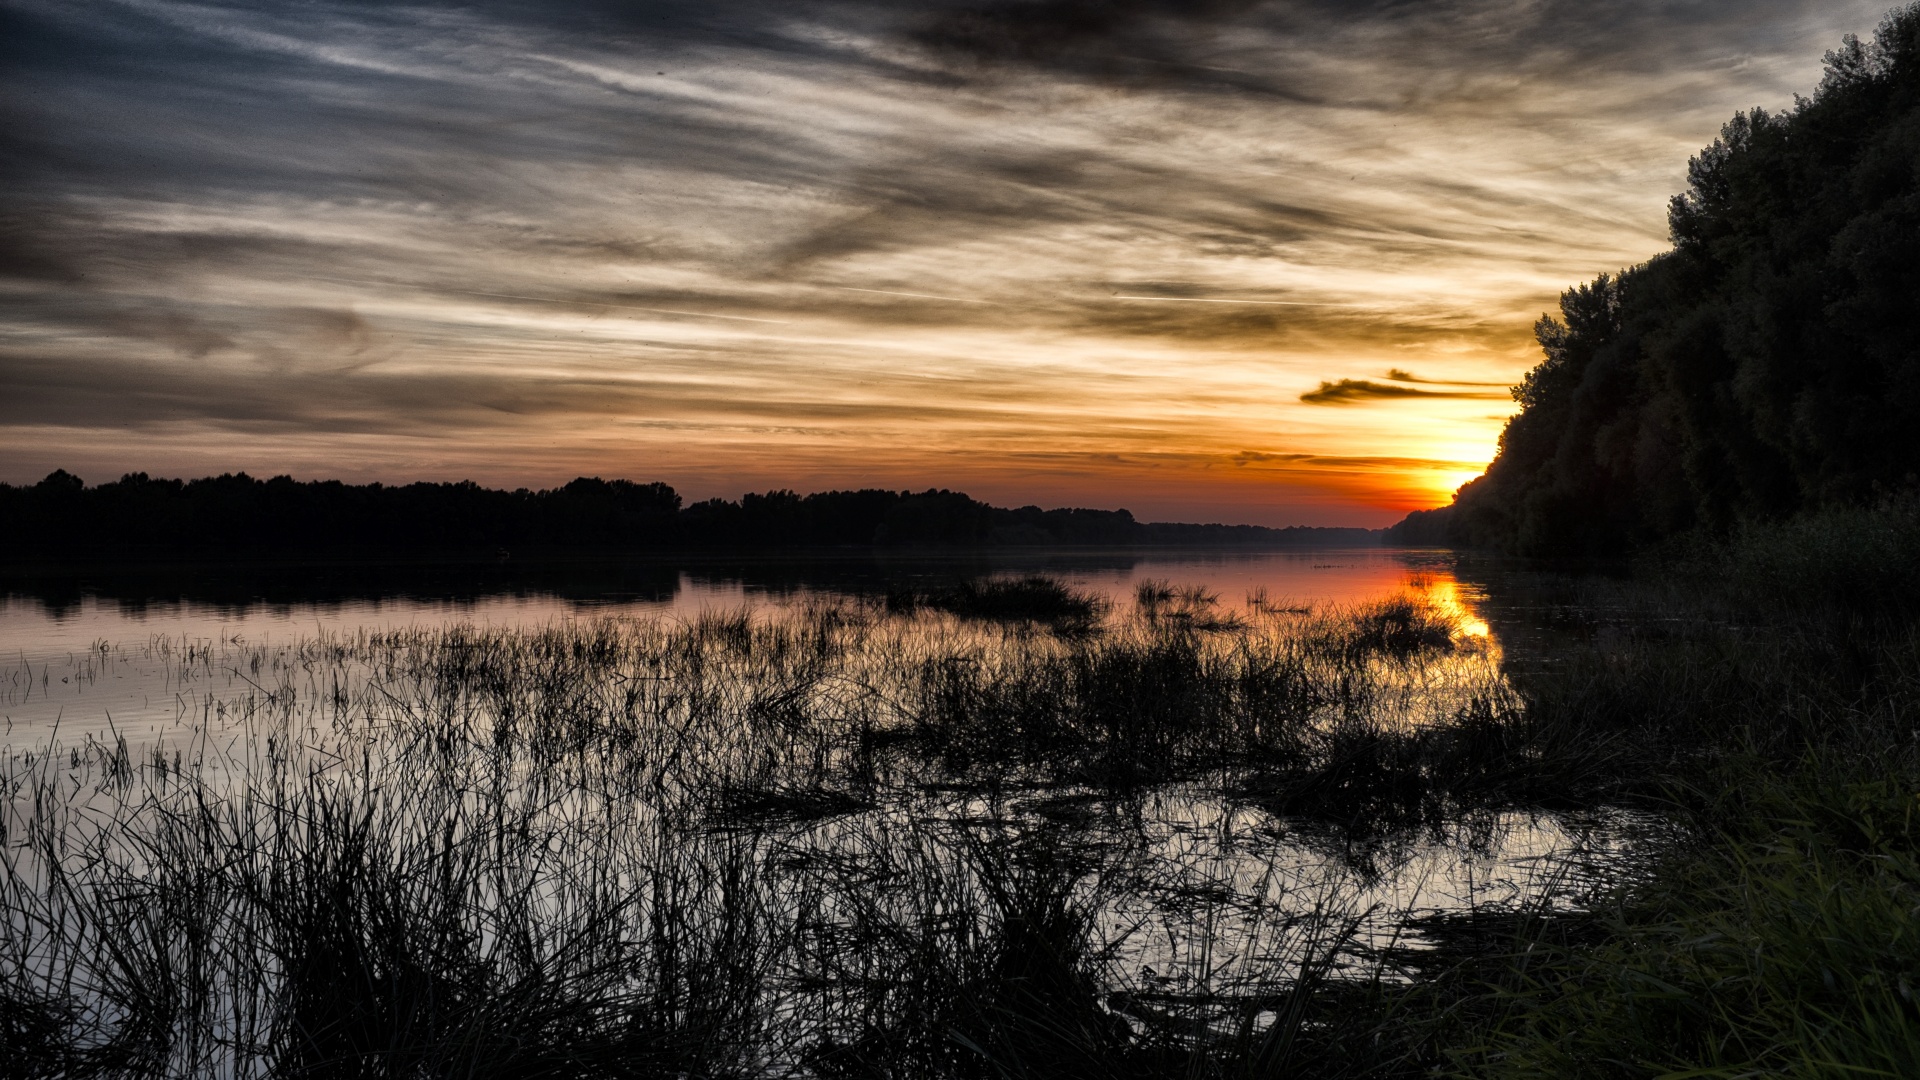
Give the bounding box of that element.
[0,470,1372,560]
[1393,5,1920,554]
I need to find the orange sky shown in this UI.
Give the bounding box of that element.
[0,0,1893,525]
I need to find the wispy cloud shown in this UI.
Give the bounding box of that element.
[1385,368,1510,387]
[0,0,1892,523]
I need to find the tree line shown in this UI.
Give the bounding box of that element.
[1392,5,1920,555]
[0,470,1376,561]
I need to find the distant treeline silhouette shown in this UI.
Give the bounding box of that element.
[0,470,1376,561]
[1392,5,1920,555]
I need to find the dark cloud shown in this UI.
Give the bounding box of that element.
[0,208,89,285]
[1299,379,1510,405]
[101,305,235,360]
[0,0,1893,516]
[0,337,1058,435]
[913,0,1251,61]
[905,0,1312,97]
[902,0,1866,97]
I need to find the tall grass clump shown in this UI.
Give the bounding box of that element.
[0,713,792,1077]
[886,577,1105,632]
[793,824,1124,1078]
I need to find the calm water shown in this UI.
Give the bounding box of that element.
[2,546,1642,1055]
[1,547,1484,743]
[2,546,1471,663]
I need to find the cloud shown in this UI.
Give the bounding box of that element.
[1385,368,1511,387]
[1230,449,1470,469]
[1300,379,1511,405]
[905,0,1307,97]
[0,0,1894,521]
[1230,450,1311,466]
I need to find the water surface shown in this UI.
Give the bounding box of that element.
[5,545,1634,1057]
[3,546,1468,664]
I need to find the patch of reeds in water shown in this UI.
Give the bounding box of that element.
[886,576,1106,632]
[1,581,1612,1078]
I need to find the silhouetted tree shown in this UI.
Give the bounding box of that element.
[1395,5,1920,554]
[0,474,1375,561]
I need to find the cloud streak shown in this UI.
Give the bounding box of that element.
[0,0,1894,523]
[1299,379,1511,405]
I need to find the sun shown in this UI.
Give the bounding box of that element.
[1436,467,1486,498]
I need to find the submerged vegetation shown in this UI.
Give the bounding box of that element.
[884,575,1108,629]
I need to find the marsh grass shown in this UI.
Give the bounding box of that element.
[1448,770,1920,1079]
[885,577,1106,632]
[0,580,1637,1077]
[1653,494,1920,622]
[906,588,1517,795]
[1405,508,1920,1079]
[2,726,793,1077]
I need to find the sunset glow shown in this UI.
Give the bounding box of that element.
[1,0,1893,524]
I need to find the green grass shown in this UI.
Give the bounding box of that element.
[1451,770,1920,1080]
[1415,506,1920,1079]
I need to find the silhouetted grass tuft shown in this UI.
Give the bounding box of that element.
[887,576,1106,631]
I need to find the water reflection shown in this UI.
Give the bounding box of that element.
[0,556,1642,1069]
[2,547,1465,658]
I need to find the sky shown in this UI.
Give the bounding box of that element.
[0,0,1897,525]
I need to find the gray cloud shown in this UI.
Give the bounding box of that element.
[0,0,1896,520]
[1231,449,1478,469]
[1299,379,1510,405]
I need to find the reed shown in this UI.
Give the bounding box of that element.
[20,558,1896,1078]
[2,584,1551,1076]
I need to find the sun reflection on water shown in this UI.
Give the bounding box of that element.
[1408,573,1493,641]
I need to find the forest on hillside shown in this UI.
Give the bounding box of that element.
[1392,7,1920,555]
